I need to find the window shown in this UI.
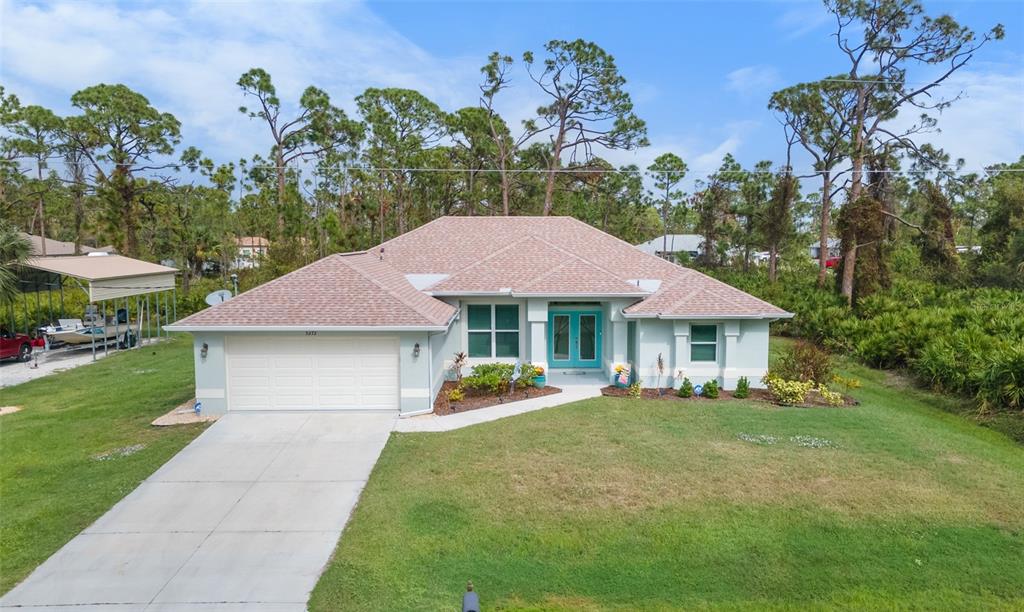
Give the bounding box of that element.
[690,324,718,362]
[467,304,519,358]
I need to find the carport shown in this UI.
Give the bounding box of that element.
[11,254,178,360]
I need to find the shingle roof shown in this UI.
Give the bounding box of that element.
[171,252,455,329]
[622,268,789,318]
[172,216,789,329]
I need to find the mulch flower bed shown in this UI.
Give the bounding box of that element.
[600,386,857,408]
[434,380,562,416]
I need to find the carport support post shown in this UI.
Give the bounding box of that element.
[102,301,108,357]
[59,277,65,319]
[171,286,177,325]
[22,290,29,336]
[146,294,151,344]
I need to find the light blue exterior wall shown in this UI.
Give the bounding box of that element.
[632,318,771,389]
[185,311,774,416]
[191,332,227,415]
[187,330,442,417]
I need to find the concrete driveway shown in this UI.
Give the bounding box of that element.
[0,411,396,611]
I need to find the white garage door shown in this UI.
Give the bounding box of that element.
[226,335,399,411]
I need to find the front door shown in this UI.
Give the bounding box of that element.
[548,310,602,368]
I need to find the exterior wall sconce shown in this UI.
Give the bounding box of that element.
[413,342,420,358]
[200,342,209,360]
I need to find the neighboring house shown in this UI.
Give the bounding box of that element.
[635,234,703,260]
[22,232,116,257]
[233,237,269,269]
[168,217,791,416]
[808,238,842,260]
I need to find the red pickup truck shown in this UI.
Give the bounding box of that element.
[0,327,33,362]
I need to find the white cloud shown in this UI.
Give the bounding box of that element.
[0,0,483,163]
[725,65,781,96]
[775,3,832,40]
[884,65,1024,170]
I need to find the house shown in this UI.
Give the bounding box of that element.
[22,232,116,257]
[808,238,842,261]
[635,234,703,260]
[167,217,792,416]
[233,236,269,269]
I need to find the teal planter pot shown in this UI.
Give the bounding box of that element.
[534,375,546,389]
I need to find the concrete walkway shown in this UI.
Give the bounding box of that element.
[0,411,396,611]
[1,374,604,611]
[396,371,605,433]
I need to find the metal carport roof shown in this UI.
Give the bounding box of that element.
[22,254,177,301]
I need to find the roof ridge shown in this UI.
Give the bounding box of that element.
[375,215,452,252]
[562,216,681,274]
[526,231,641,285]
[337,255,450,325]
[431,234,540,284]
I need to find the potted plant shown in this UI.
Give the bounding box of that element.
[613,363,630,388]
[533,365,546,388]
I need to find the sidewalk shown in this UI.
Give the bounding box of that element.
[395,371,606,433]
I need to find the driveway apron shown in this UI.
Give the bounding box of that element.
[0,411,396,611]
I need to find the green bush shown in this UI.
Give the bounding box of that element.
[816,384,844,406]
[776,341,833,384]
[763,374,813,406]
[733,376,750,399]
[708,268,1024,412]
[677,377,693,398]
[702,379,719,399]
[461,362,536,395]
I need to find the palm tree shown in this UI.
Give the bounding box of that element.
[0,220,31,304]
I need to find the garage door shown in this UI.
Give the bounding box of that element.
[226,335,399,411]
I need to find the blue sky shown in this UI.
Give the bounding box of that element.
[2,0,1021,183]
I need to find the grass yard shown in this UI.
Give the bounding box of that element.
[0,336,205,594]
[310,350,1024,610]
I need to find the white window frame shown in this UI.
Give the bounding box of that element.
[467,304,520,359]
[690,323,718,362]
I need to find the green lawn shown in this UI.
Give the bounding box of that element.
[310,352,1024,610]
[0,336,206,594]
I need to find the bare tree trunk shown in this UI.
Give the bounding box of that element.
[500,162,510,216]
[542,127,566,216]
[841,89,867,305]
[36,160,47,255]
[275,150,286,237]
[817,171,832,288]
[661,198,669,256]
[768,245,778,282]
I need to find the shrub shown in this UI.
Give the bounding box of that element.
[776,340,833,384]
[733,376,750,399]
[702,379,719,399]
[816,384,844,406]
[461,362,537,395]
[628,381,642,399]
[677,377,694,398]
[450,352,467,382]
[762,374,813,406]
[447,385,465,402]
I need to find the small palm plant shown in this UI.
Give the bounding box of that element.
[0,220,32,305]
[656,352,665,395]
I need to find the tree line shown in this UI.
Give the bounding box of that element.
[1,0,1020,298]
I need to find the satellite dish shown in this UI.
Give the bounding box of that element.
[205,289,233,306]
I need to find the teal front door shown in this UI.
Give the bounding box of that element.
[548,310,602,368]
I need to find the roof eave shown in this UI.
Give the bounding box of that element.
[426,291,650,298]
[621,312,795,320]
[163,324,452,333]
